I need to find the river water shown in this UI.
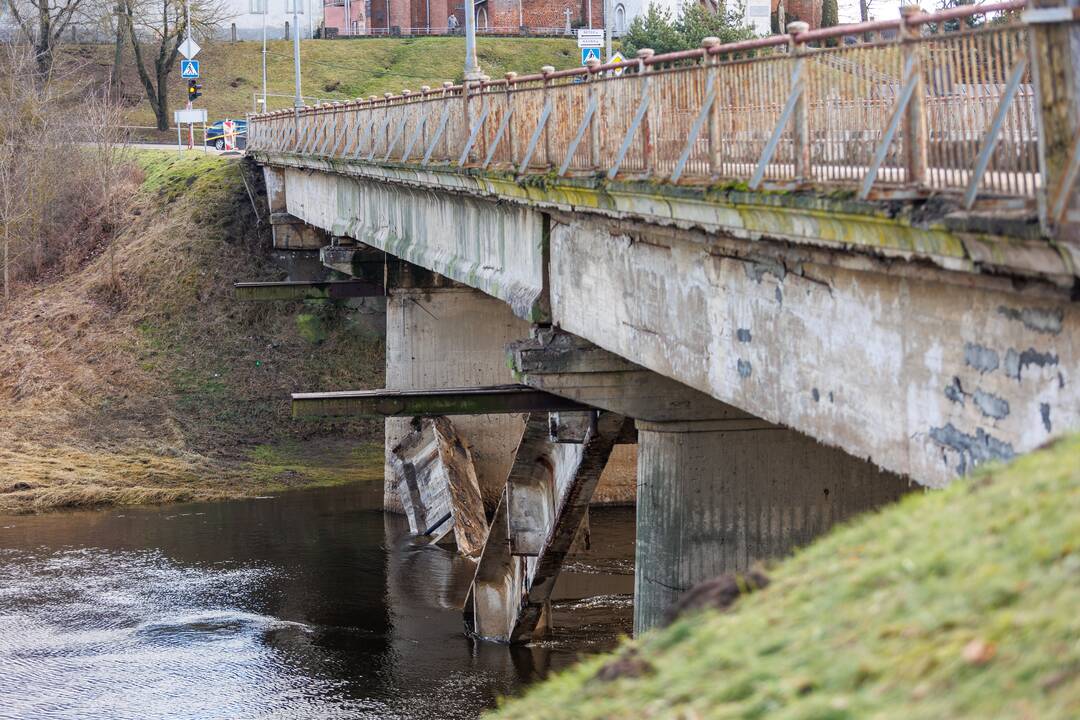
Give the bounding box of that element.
[0,482,635,720]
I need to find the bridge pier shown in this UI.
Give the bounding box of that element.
[384,287,531,512]
[633,419,911,634]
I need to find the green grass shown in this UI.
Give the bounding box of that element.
[491,434,1080,719]
[67,37,580,130]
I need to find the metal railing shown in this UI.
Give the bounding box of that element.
[248,1,1053,207]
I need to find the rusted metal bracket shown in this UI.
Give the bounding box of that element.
[354,115,377,160]
[519,97,554,174]
[671,74,717,183]
[367,115,391,161]
[559,94,599,176]
[608,77,651,180]
[383,112,407,162]
[749,61,804,190]
[458,97,491,167]
[964,57,1028,209]
[291,384,588,419]
[1050,132,1080,226]
[859,53,919,200]
[422,104,453,166]
[233,279,383,301]
[483,105,515,169]
[401,116,427,162]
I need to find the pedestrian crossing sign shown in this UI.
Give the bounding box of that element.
[180,59,200,79]
[581,47,601,66]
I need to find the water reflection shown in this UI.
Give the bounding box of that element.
[0,484,634,719]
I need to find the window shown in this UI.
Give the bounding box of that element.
[249,0,266,13]
[614,3,625,33]
[285,0,305,13]
[475,6,488,28]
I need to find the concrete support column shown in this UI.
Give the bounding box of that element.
[384,287,532,512]
[634,419,911,635]
[262,165,326,250]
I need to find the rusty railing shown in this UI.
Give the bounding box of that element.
[248,0,1055,207]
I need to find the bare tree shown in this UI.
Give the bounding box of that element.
[2,0,97,74]
[122,0,226,130]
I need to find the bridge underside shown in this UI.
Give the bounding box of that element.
[258,160,1078,633]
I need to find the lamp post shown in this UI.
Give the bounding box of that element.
[293,0,302,108]
[463,0,480,80]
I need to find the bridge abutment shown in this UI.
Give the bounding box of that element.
[262,166,327,250]
[633,419,911,634]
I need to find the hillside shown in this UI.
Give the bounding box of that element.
[492,434,1080,719]
[64,37,580,133]
[0,151,384,514]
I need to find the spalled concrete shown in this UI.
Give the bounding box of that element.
[548,216,1078,487]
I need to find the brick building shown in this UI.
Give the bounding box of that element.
[364,0,604,34]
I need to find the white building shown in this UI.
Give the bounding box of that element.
[226,0,324,40]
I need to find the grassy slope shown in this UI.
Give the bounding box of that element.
[493,435,1080,719]
[65,37,579,128]
[0,150,383,514]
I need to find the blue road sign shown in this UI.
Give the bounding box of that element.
[180,59,200,79]
[580,47,601,66]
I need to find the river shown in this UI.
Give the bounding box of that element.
[0,482,635,719]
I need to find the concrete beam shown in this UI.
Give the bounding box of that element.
[510,329,749,424]
[234,280,383,301]
[292,385,587,418]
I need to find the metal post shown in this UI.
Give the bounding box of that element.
[604,0,612,60]
[541,65,555,168]
[292,0,302,108]
[899,4,927,189]
[703,37,721,177]
[638,48,654,175]
[588,58,601,170]
[464,0,480,80]
[789,22,810,183]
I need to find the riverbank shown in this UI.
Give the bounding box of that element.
[491,433,1080,718]
[0,151,384,514]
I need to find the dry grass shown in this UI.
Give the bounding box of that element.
[0,150,384,514]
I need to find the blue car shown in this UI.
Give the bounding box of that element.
[205,119,248,150]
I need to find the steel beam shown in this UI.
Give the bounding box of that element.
[233,279,383,301]
[291,384,588,418]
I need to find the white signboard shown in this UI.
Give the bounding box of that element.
[745,0,771,35]
[174,108,208,124]
[178,37,201,60]
[576,28,605,48]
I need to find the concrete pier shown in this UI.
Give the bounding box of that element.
[634,419,911,634]
[384,287,531,512]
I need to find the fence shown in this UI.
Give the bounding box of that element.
[248,1,1053,208]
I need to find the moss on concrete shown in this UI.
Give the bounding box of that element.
[491,434,1080,719]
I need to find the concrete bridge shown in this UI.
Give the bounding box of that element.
[246,1,1080,638]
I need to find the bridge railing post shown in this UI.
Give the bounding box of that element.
[542,66,555,168]
[637,49,655,177]
[1028,0,1080,232]
[789,24,810,184]
[899,4,928,190]
[505,73,518,167]
[587,58,602,170]
[703,37,722,178]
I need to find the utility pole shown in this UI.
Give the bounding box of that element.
[463,0,480,79]
[261,0,268,108]
[604,0,611,60]
[185,0,194,149]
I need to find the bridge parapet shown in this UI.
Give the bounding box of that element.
[248,0,1080,229]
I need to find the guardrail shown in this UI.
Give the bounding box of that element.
[248,1,1071,211]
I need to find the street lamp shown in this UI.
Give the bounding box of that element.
[463,0,480,80]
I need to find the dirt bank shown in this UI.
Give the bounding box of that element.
[0,151,384,514]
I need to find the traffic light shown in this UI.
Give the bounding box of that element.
[187,79,202,102]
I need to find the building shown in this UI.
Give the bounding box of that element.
[227,0,323,41]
